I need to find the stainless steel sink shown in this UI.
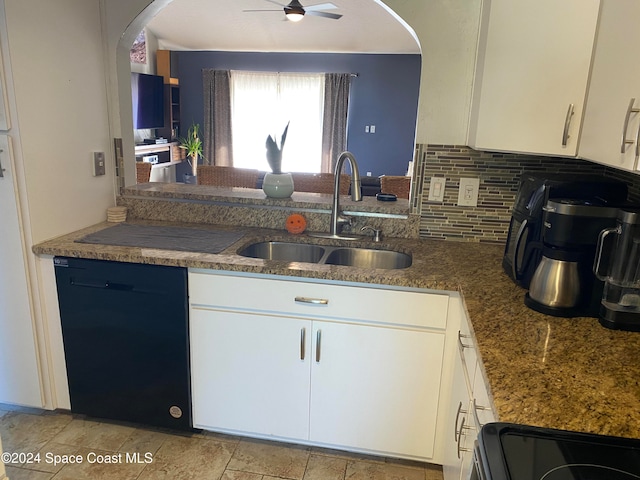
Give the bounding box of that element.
[324,248,412,269]
[237,241,411,269]
[237,241,326,263]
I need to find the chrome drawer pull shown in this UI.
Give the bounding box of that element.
[454,401,468,441]
[315,329,322,363]
[456,417,473,459]
[621,98,640,153]
[458,331,473,350]
[472,398,490,429]
[300,328,306,360]
[562,103,575,147]
[295,296,329,305]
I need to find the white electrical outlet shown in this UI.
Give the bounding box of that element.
[457,177,480,207]
[370,125,376,134]
[428,177,446,202]
[365,125,370,133]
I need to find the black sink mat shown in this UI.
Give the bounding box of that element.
[76,223,245,254]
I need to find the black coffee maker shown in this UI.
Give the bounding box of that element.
[503,173,628,289]
[524,199,619,317]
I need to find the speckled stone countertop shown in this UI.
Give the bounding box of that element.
[33,219,640,439]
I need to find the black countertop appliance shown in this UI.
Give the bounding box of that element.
[503,173,628,289]
[54,257,192,430]
[474,423,640,480]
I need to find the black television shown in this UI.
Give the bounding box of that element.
[131,72,165,130]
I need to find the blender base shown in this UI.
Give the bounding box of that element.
[599,305,640,331]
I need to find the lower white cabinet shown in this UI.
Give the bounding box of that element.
[443,299,496,480]
[189,270,449,460]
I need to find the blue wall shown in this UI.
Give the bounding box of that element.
[175,51,420,177]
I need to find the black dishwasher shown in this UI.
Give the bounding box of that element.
[54,257,192,430]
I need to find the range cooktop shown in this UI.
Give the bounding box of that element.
[477,423,640,480]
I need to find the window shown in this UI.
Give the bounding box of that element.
[230,71,324,173]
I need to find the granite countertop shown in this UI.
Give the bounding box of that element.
[33,219,640,439]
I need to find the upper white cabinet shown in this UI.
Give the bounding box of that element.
[578,0,640,172]
[468,0,600,157]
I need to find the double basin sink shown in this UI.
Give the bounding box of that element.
[238,241,412,270]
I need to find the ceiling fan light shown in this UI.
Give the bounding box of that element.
[286,11,304,21]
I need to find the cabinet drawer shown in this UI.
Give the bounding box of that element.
[189,271,449,329]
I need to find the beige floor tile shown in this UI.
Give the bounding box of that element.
[4,465,54,480]
[345,460,427,480]
[51,418,135,451]
[51,447,147,480]
[425,463,444,480]
[118,427,170,456]
[222,470,264,480]
[0,412,73,458]
[227,438,310,480]
[303,454,347,480]
[137,434,235,480]
[19,441,80,474]
[311,446,385,464]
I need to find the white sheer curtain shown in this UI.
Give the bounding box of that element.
[231,71,324,173]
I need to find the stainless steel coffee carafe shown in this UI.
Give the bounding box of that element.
[524,199,619,317]
[594,208,640,330]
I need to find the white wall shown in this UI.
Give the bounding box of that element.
[384,0,482,145]
[5,0,114,243]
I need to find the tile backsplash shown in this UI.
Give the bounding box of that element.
[411,144,640,244]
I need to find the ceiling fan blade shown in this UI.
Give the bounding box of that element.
[243,9,282,11]
[305,3,337,12]
[306,10,342,19]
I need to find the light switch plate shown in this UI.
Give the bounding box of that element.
[428,177,446,202]
[457,177,480,207]
[93,151,105,176]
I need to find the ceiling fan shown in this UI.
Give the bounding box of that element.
[243,0,343,22]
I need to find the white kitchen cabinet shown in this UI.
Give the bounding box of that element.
[443,300,496,480]
[190,309,312,440]
[189,270,449,460]
[468,0,600,157]
[310,321,444,459]
[578,0,640,172]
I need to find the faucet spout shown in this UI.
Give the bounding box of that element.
[330,151,362,236]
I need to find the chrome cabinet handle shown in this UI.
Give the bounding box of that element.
[561,103,574,147]
[300,328,306,360]
[634,119,640,166]
[456,417,473,459]
[454,401,468,442]
[472,398,491,430]
[295,296,329,305]
[0,148,5,178]
[621,98,640,153]
[315,329,322,363]
[457,331,473,351]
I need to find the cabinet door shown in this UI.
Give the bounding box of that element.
[190,308,312,440]
[578,0,640,172]
[468,0,600,156]
[309,322,445,459]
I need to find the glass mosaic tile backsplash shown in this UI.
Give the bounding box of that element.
[412,145,640,244]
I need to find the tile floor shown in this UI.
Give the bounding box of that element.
[0,405,444,480]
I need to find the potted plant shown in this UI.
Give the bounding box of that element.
[178,123,203,183]
[263,122,294,198]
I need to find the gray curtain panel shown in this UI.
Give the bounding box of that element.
[321,73,351,173]
[203,69,233,166]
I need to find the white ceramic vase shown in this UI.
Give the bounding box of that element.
[262,172,294,198]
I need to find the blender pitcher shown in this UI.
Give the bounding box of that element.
[593,208,640,331]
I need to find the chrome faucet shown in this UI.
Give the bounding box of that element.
[330,151,362,236]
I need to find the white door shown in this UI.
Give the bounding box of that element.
[468,0,600,156]
[0,135,41,406]
[309,322,445,459]
[190,308,311,440]
[578,0,640,171]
